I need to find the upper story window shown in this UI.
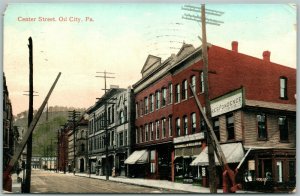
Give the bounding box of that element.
[191,75,196,96]
[124,130,127,146]
[150,94,154,112]
[155,91,160,109]
[168,116,172,137]
[176,118,181,136]
[183,116,188,135]
[108,107,112,124]
[156,120,160,140]
[168,83,173,104]
[110,130,115,146]
[111,106,114,123]
[145,124,149,142]
[162,118,166,138]
[226,113,235,140]
[175,84,181,103]
[213,118,220,141]
[200,71,204,93]
[182,80,188,100]
[135,128,139,144]
[191,113,196,134]
[162,88,167,107]
[119,132,124,146]
[200,119,206,132]
[280,76,288,99]
[140,100,144,116]
[140,126,144,143]
[150,122,154,141]
[257,114,267,140]
[144,97,148,114]
[119,110,124,124]
[135,103,139,118]
[279,116,288,141]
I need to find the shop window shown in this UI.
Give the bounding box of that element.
[162,118,166,138]
[155,91,160,109]
[150,150,156,173]
[156,120,160,140]
[200,71,204,93]
[162,88,167,107]
[175,84,180,103]
[276,161,283,182]
[145,124,148,142]
[144,97,148,114]
[226,113,235,140]
[280,76,288,99]
[183,116,188,135]
[257,114,267,140]
[289,161,296,182]
[279,116,288,141]
[176,118,181,136]
[168,116,172,137]
[168,83,173,104]
[190,75,196,96]
[258,159,272,179]
[191,113,196,134]
[213,118,220,141]
[182,80,188,100]
[150,94,154,112]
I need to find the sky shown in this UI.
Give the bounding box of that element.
[3,3,297,116]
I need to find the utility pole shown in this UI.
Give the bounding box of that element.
[24,37,33,193]
[182,4,224,193]
[96,70,115,181]
[68,110,81,175]
[57,129,60,173]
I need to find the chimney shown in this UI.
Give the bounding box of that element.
[231,41,238,52]
[262,51,271,62]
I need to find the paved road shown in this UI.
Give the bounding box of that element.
[30,170,184,193]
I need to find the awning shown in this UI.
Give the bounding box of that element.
[190,142,244,166]
[124,150,148,164]
[89,156,97,159]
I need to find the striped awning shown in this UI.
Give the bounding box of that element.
[124,150,148,164]
[190,142,244,166]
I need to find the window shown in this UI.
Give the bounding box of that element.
[200,71,204,93]
[162,88,167,106]
[145,124,149,142]
[183,116,188,135]
[112,106,114,123]
[280,77,288,99]
[168,116,172,137]
[124,130,127,146]
[191,113,196,134]
[155,91,160,109]
[150,122,154,140]
[176,118,181,136]
[150,150,156,173]
[257,114,267,140]
[135,128,139,144]
[156,120,160,140]
[168,83,173,104]
[279,116,288,141]
[175,84,180,103]
[140,127,143,143]
[182,80,188,100]
[289,161,296,182]
[111,130,114,146]
[213,118,220,141]
[108,107,112,124]
[191,75,196,95]
[119,132,124,146]
[162,118,166,138]
[135,103,138,118]
[119,111,124,124]
[150,94,154,112]
[144,97,148,114]
[226,113,235,140]
[140,100,144,116]
[200,119,206,132]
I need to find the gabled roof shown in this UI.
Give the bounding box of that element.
[141,55,161,76]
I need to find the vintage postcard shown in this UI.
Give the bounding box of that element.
[2,3,296,194]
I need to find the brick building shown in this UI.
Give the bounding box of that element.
[130,41,296,191]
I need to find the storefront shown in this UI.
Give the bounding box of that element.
[243,148,296,192]
[125,149,148,178]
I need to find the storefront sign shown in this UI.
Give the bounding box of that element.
[211,89,243,117]
[202,167,206,176]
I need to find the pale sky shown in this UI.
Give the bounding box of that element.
[3,3,297,115]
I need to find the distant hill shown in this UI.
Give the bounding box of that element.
[14,106,86,156]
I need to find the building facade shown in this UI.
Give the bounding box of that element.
[75,115,88,173]
[87,86,134,177]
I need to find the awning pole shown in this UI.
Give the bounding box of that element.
[236,148,252,171]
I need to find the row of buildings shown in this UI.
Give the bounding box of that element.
[57,41,296,192]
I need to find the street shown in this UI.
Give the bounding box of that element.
[30,170,184,193]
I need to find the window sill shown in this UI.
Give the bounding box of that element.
[279,140,289,143]
[257,138,268,141]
